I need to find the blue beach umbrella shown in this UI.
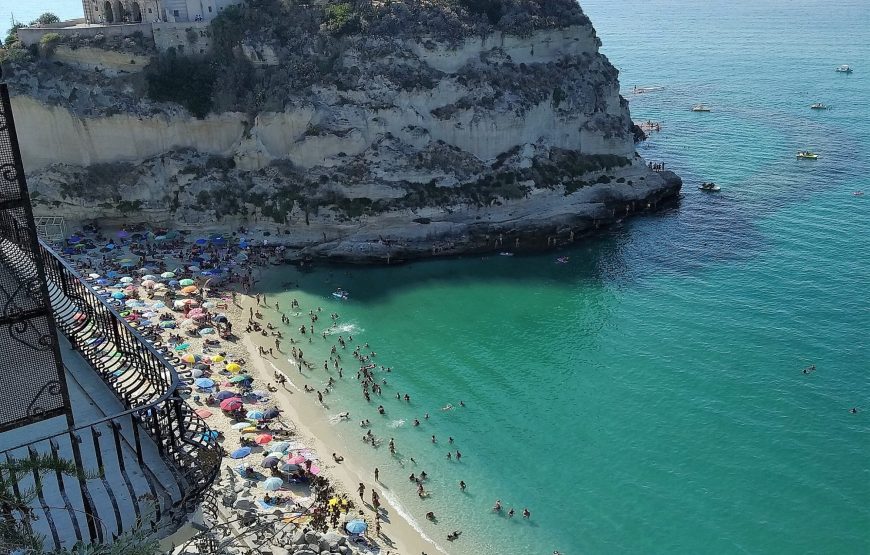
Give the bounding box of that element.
[262,477,283,491]
[261,456,280,469]
[345,520,367,535]
[111,292,126,299]
[194,378,214,389]
[159,321,176,329]
[106,270,119,278]
[215,391,236,401]
[246,410,265,420]
[95,278,110,286]
[195,238,208,245]
[264,408,281,419]
[200,430,220,441]
[230,447,251,459]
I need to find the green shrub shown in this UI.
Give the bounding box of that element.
[145,48,215,118]
[38,33,61,57]
[33,12,60,25]
[4,23,24,46]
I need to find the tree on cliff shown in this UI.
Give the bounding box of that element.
[31,13,60,26]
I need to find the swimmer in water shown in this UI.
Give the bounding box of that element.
[493,500,502,512]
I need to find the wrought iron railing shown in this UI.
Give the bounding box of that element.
[0,239,221,550]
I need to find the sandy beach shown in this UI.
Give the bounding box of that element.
[53,226,443,555]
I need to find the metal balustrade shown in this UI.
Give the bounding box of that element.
[0,239,221,550]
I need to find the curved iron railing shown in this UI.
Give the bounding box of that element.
[0,239,221,549]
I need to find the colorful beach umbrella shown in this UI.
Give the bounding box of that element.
[263,408,281,419]
[179,278,195,286]
[198,327,215,335]
[255,433,273,445]
[225,363,241,373]
[161,272,175,279]
[120,276,133,283]
[262,477,283,491]
[219,398,243,411]
[229,374,252,383]
[231,421,252,430]
[111,292,126,299]
[194,377,214,388]
[159,321,176,329]
[230,447,251,459]
[211,355,225,363]
[215,391,236,401]
[286,455,306,465]
[181,285,198,294]
[246,410,265,420]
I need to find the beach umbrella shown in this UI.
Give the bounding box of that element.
[181,353,198,364]
[154,282,167,290]
[213,314,229,323]
[345,520,367,535]
[270,441,290,453]
[188,265,201,272]
[255,433,273,445]
[286,455,306,465]
[120,276,134,283]
[142,274,158,281]
[264,408,281,419]
[168,279,181,287]
[211,355,225,363]
[95,278,110,286]
[262,456,280,469]
[188,307,206,317]
[141,279,156,288]
[68,235,82,244]
[182,285,198,294]
[123,285,137,293]
[215,391,236,401]
[199,430,220,441]
[198,327,216,335]
[195,238,208,245]
[106,270,119,278]
[229,374,252,384]
[87,272,100,279]
[120,260,136,268]
[159,320,176,329]
[151,301,166,309]
[279,462,300,473]
[225,363,241,373]
[174,343,190,351]
[240,426,257,434]
[179,278,195,286]
[220,398,243,411]
[231,421,252,430]
[246,410,265,420]
[308,464,320,476]
[161,272,176,279]
[194,378,214,389]
[211,236,227,246]
[110,292,125,300]
[191,368,203,378]
[230,447,251,459]
[117,230,130,239]
[262,477,283,491]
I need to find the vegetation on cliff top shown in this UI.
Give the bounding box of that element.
[143,0,590,117]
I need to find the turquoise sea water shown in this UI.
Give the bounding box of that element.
[256,1,869,553]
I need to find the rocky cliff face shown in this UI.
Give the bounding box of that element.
[5,0,680,262]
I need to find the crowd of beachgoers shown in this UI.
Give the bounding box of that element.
[53,222,545,555]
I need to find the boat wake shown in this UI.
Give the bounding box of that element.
[325,323,361,335]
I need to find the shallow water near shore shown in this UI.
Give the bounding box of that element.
[256,1,870,552]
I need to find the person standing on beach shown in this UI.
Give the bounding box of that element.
[358,483,365,499]
[374,467,379,481]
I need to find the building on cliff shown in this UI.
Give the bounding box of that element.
[81,0,243,24]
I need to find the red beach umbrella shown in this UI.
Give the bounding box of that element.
[219,397,243,411]
[255,433,273,445]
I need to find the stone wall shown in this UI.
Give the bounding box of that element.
[16,22,153,47]
[152,21,211,55]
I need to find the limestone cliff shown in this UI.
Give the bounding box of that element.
[4,0,680,262]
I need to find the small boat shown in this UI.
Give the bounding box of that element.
[853,191,864,196]
[796,151,819,160]
[499,252,514,257]
[691,104,711,112]
[835,64,853,73]
[810,103,828,110]
[556,256,569,264]
[332,289,349,300]
[698,182,721,192]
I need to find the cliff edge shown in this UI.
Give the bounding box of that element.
[2,0,680,262]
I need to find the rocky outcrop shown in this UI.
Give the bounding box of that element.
[7,0,681,262]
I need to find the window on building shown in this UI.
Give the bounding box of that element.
[173,9,179,17]
[148,8,152,13]
[208,6,212,12]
